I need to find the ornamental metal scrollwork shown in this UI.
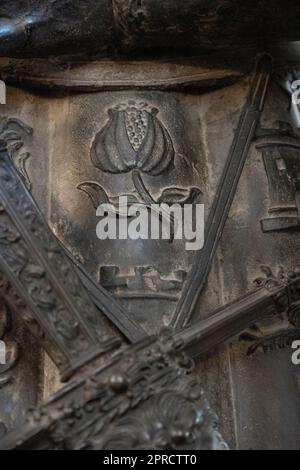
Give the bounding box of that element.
[0,118,33,189]
[240,265,300,355]
[89,377,227,451]
[0,141,120,378]
[0,333,229,450]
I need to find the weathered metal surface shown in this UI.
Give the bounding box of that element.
[0,58,244,93]
[0,72,300,448]
[0,1,300,61]
[0,1,300,452]
[210,80,300,448]
[0,333,228,450]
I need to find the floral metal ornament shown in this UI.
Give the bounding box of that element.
[79,101,201,219]
[91,101,174,176]
[90,382,228,450]
[89,100,182,211]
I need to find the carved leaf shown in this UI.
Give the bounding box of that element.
[241,329,300,356]
[0,118,33,190]
[77,182,110,209]
[15,152,31,189]
[157,187,202,205]
[78,180,141,215]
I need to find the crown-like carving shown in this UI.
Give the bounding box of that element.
[100,265,187,301]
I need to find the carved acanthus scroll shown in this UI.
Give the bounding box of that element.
[0,140,120,380]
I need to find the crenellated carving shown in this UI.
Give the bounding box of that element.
[100,265,187,301]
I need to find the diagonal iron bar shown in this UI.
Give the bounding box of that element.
[172,54,273,330]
